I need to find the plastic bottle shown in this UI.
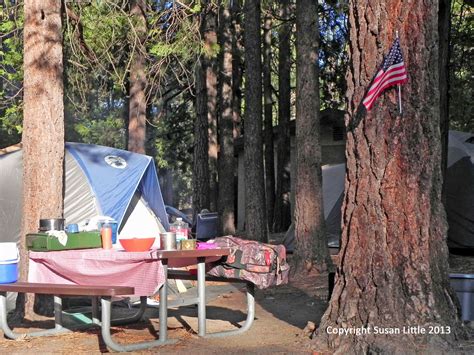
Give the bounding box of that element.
[170,218,188,246]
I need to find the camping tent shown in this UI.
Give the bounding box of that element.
[284,130,474,251]
[283,163,345,252]
[446,130,474,248]
[0,142,169,245]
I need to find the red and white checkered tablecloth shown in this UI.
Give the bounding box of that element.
[28,248,165,296]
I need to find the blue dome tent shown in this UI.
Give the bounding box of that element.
[0,142,169,245]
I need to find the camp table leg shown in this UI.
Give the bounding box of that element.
[54,295,64,330]
[0,292,69,339]
[203,283,256,338]
[197,257,207,336]
[100,296,176,352]
[159,260,168,342]
[92,296,100,325]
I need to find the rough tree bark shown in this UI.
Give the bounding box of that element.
[315,1,464,352]
[439,0,451,199]
[193,58,210,215]
[243,0,267,242]
[128,0,147,154]
[294,0,329,271]
[203,1,218,212]
[217,2,236,235]
[231,0,243,139]
[263,12,275,232]
[20,0,64,318]
[273,0,292,233]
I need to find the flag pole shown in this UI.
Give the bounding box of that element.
[396,31,403,115]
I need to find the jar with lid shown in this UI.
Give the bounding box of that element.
[170,217,189,247]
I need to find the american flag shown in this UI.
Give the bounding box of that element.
[362,38,408,111]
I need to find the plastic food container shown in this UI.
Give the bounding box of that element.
[181,239,196,250]
[0,243,19,283]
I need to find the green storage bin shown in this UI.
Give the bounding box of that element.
[27,231,102,251]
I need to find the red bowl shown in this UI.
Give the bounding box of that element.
[119,238,155,252]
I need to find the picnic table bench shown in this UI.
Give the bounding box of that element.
[0,282,157,352]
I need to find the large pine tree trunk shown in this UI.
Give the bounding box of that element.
[21,0,64,318]
[273,0,292,233]
[263,13,275,232]
[217,3,235,235]
[128,0,147,154]
[243,0,267,242]
[316,0,463,352]
[294,0,328,271]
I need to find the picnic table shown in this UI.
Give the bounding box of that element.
[0,248,255,351]
[0,247,255,352]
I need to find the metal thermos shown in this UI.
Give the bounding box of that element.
[159,232,177,250]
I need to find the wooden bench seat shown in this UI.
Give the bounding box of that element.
[0,282,134,297]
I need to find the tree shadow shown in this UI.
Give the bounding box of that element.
[254,277,329,330]
[168,303,250,333]
[346,103,368,134]
[166,279,330,332]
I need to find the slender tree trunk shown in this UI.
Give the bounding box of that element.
[316,1,463,352]
[123,79,130,147]
[145,102,156,157]
[274,0,292,232]
[128,0,147,154]
[294,0,328,272]
[20,0,64,319]
[203,1,218,212]
[217,3,235,235]
[243,0,267,242]
[263,13,275,232]
[439,0,451,200]
[231,0,243,139]
[193,58,210,215]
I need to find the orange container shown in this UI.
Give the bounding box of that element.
[119,238,156,252]
[101,225,113,249]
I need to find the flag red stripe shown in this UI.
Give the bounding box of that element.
[366,73,408,104]
[366,61,405,92]
[362,38,408,111]
[365,62,406,98]
[364,76,407,110]
[363,75,408,110]
[363,68,407,104]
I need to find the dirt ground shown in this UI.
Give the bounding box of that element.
[2,252,474,354]
[0,269,327,354]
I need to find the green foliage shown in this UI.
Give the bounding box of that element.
[74,116,125,148]
[318,1,348,110]
[0,1,24,147]
[153,93,195,208]
[450,0,473,132]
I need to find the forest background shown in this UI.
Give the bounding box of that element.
[1,0,471,215]
[1,1,473,352]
